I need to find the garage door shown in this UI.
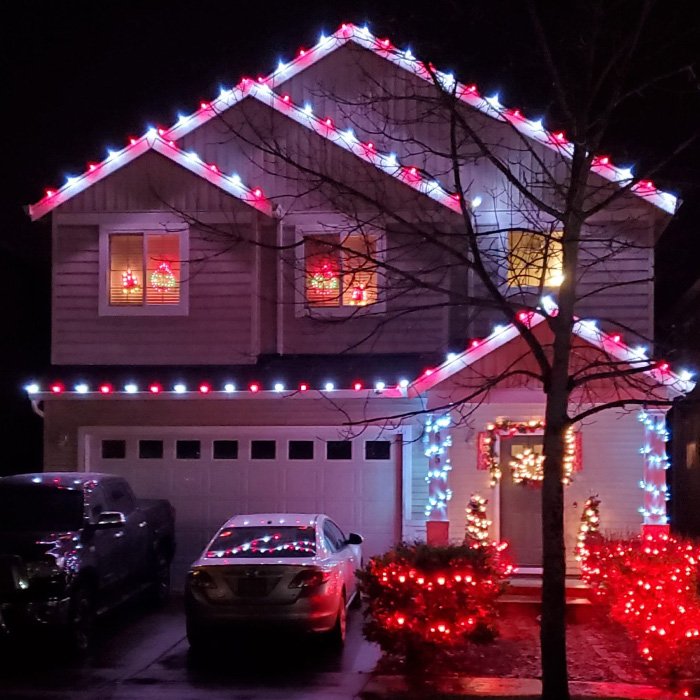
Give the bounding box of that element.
[85,426,401,585]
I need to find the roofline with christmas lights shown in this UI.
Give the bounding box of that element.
[28,132,274,221]
[28,23,679,220]
[24,310,695,400]
[406,310,696,397]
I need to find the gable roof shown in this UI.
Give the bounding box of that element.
[29,23,678,221]
[28,131,274,221]
[406,311,695,398]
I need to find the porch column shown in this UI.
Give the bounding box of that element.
[638,410,670,535]
[424,414,452,545]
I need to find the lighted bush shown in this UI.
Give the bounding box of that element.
[580,533,700,680]
[356,541,513,668]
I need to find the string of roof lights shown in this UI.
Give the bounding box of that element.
[23,309,695,397]
[30,23,677,221]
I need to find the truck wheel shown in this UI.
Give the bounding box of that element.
[65,585,95,657]
[147,547,171,607]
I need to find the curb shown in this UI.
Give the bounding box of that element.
[361,675,677,699]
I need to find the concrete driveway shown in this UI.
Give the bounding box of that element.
[0,595,380,700]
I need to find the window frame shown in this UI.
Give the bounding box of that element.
[506,229,563,290]
[98,222,189,316]
[295,228,387,316]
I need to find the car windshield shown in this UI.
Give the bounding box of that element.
[0,485,84,532]
[206,525,317,559]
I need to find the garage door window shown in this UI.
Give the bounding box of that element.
[366,440,391,460]
[251,440,276,460]
[139,440,163,459]
[289,441,314,460]
[213,440,239,460]
[327,440,352,460]
[176,440,201,460]
[101,440,126,459]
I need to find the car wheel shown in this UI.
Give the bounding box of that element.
[65,585,96,657]
[186,618,209,651]
[147,547,171,607]
[327,593,347,649]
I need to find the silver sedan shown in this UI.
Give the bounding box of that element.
[184,513,363,650]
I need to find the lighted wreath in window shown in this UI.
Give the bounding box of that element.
[477,420,581,487]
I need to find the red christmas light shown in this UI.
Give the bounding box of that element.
[199,383,211,394]
[149,383,162,394]
[99,383,113,394]
[353,382,363,391]
[299,383,308,391]
[50,383,64,394]
[249,383,260,393]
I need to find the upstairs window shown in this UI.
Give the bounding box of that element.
[108,233,181,307]
[507,230,563,288]
[305,234,378,308]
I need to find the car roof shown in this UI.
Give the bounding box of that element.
[0,472,121,489]
[222,513,322,528]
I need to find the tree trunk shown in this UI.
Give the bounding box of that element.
[541,399,570,700]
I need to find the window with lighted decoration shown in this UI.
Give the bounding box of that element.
[304,234,378,308]
[108,233,181,307]
[507,230,563,288]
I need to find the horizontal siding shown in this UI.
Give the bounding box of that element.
[52,221,256,365]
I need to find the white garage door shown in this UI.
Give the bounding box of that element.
[85,426,401,584]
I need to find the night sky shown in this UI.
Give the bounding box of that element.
[3,0,700,473]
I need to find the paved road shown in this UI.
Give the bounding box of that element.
[0,596,380,700]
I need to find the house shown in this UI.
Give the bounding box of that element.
[25,24,692,583]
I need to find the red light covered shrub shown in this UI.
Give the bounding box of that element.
[580,533,700,679]
[356,541,513,668]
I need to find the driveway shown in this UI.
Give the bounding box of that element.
[0,596,380,700]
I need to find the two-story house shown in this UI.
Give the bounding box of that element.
[25,24,691,582]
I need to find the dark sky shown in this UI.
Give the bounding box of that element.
[2,0,700,471]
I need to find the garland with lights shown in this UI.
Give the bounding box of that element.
[579,533,700,682]
[356,541,513,667]
[480,420,577,487]
[575,494,600,562]
[122,268,140,294]
[308,261,339,296]
[465,494,491,545]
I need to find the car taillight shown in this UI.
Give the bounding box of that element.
[288,569,331,589]
[187,569,216,589]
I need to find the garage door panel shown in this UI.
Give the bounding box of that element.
[88,429,401,587]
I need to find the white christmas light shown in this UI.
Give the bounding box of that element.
[66,176,78,186]
[485,94,501,109]
[75,384,89,394]
[174,383,186,393]
[224,383,236,393]
[274,382,285,392]
[24,383,39,394]
[124,383,138,393]
[186,151,200,162]
[399,378,409,388]
[493,324,505,334]
[375,381,386,391]
[106,149,119,161]
[230,173,241,185]
[471,195,482,208]
[303,104,313,116]
[447,353,457,361]
[324,382,334,391]
[680,370,694,382]
[277,60,287,72]
[404,48,414,60]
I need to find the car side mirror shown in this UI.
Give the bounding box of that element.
[95,511,126,529]
[346,533,363,546]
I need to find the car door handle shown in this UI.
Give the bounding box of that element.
[114,531,124,538]
[138,521,147,528]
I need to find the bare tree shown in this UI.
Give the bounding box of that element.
[161,3,700,698]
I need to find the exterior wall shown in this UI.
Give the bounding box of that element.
[51,153,271,365]
[445,399,645,569]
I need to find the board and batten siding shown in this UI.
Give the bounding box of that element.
[51,152,268,365]
[445,402,645,568]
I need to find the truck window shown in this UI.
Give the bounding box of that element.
[0,485,84,532]
[107,483,135,514]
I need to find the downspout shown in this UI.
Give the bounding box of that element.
[276,211,285,356]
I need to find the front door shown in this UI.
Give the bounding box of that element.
[499,437,543,567]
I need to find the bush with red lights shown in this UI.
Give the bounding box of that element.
[356,541,513,667]
[580,532,700,680]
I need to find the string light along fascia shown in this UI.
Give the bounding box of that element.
[29,132,272,221]
[30,23,676,219]
[247,83,462,213]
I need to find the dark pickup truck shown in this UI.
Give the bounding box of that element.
[0,472,175,653]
